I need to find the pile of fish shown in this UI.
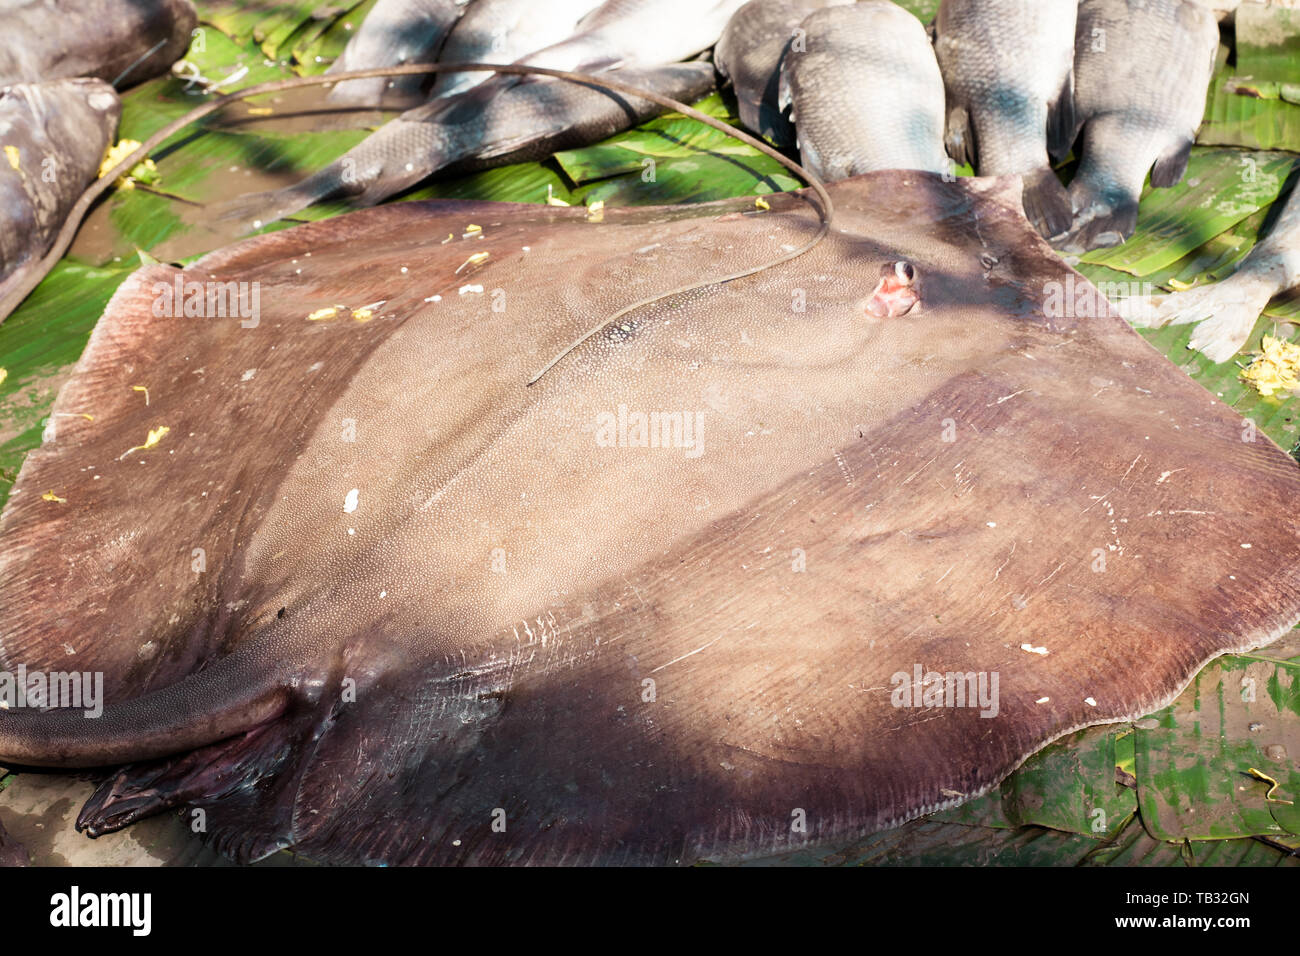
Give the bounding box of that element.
[0,0,196,309]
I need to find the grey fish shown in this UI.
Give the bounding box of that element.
[779,1,950,180]
[1055,0,1219,252]
[429,0,606,98]
[714,0,854,146]
[933,0,1077,237]
[508,0,750,73]
[217,62,717,228]
[442,0,750,121]
[326,0,474,108]
[0,0,197,89]
[0,79,121,306]
[1120,183,1300,361]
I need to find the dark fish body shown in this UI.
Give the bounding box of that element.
[5,173,1300,865]
[1122,185,1300,360]
[0,79,121,304]
[714,0,854,146]
[779,1,949,179]
[0,0,197,89]
[934,0,1077,236]
[326,0,473,108]
[430,0,606,98]
[1056,0,1219,252]
[220,62,717,227]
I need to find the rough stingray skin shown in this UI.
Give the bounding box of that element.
[0,79,121,306]
[2,173,1300,865]
[0,0,197,89]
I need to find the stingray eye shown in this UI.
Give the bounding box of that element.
[894,261,916,285]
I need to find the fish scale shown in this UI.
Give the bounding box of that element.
[933,0,1077,237]
[779,0,950,180]
[1056,0,1220,252]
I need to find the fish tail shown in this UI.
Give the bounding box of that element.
[1133,279,1273,363]
[1020,166,1073,239]
[0,645,290,769]
[212,166,348,232]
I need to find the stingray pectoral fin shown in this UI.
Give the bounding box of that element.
[0,645,291,769]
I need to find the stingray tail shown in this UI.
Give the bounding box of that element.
[0,646,290,769]
[1020,166,1073,239]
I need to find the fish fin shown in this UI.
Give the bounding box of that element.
[1052,200,1139,254]
[944,105,974,170]
[1137,280,1273,362]
[1045,71,1077,163]
[1020,166,1073,238]
[1150,137,1193,189]
[210,169,347,232]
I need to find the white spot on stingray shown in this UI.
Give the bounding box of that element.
[1085,697,1097,707]
[1020,643,1049,656]
[1036,696,1050,704]
[343,488,359,513]
[379,590,387,599]
[986,521,996,528]
[459,284,483,295]
[347,528,355,535]
[241,368,256,381]
[424,295,442,303]
[1241,543,1252,549]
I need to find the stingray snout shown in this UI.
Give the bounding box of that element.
[866,261,921,319]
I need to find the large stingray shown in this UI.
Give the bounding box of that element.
[2,171,1299,865]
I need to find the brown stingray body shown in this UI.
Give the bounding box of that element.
[2,172,1299,864]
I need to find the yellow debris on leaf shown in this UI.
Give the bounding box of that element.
[132,385,149,405]
[754,196,771,211]
[247,106,274,116]
[352,308,374,322]
[0,367,7,386]
[1240,335,1300,397]
[1245,767,1294,804]
[119,425,170,460]
[99,139,159,189]
[4,145,19,171]
[546,184,569,207]
[586,200,605,223]
[455,251,490,274]
[42,490,66,503]
[306,306,340,322]
[464,224,482,237]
